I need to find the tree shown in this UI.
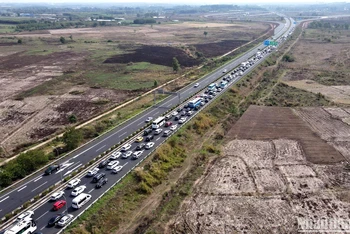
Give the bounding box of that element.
[63,127,83,150]
[59,36,66,44]
[68,114,77,123]
[0,170,13,188]
[154,80,158,87]
[69,35,73,40]
[172,57,180,73]
[204,31,208,37]
[17,39,22,44]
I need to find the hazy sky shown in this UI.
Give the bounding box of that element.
[0,0,349,4]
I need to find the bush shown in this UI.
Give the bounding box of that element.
[282,54,295,62]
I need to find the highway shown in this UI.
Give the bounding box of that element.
[0,17,293,233]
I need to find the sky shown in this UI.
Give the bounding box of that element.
[0,0,349,4]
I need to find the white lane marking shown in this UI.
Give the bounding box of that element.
[56,161,75,174]
[37,211,49,220]
[155,111,159,115]
[120,132,127,137]
[33,176,42,183]
[31,181,48,192]
[17,186,27,192]
[63,163,82,177]
[88,188,94,193]
[156,137,160,141]
[95,145,106,152]
[137,122,143,126]
[40,226,46,231]
[123,162,129,167]
[0,196,9,203]
[166,103,172,107]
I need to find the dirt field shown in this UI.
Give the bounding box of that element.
[281,18,350,104]
[0,21,271,156]
[172,106,350,233]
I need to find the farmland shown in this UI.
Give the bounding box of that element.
[0,20,271,156]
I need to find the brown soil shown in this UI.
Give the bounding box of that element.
[194,40,248,57]
[227,105,344,164]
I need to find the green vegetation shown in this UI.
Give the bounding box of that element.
[172,57,180,73]
[59,36,66,44]
[62,127,83,151]
[133,18,157,24]
[282,54,295,62]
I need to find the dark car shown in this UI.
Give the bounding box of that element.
[205,99,209,103]
[98,160,108,168]
[48,213,64,227]
[183,104,189,109]
[93,172,106,183]
[136,143,145,151]
[95,177,108,188]
[177,107,183,112]
[145,135,154,142]
[143,128,152,136]
[45,165,60,175]
[174,115,180,121]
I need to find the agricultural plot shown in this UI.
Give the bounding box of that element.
[172,106,350,234]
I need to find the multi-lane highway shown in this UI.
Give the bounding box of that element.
[0,17,293,233]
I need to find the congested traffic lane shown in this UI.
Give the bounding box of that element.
[0,18,291,222]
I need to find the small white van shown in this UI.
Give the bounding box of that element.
[72,193,91,209]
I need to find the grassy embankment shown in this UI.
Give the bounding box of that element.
[64,23,332,234]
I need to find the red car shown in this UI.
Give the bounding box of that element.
[165,121,172,127]
[53,200,66,211]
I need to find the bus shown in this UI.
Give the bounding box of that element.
[188,97,202,109]
[207,83,217,91]
[152,116,165,129]
[4,218,37,234]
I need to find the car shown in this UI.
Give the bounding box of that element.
[95,177,108,189]
[174,115,180,121]
[179,117,187,124]
[45,164,60,175]
[172,111,178,117]
[136,143,145,151]
[204,90,209,94]
[194,105,200,111]
[67,178,80,189]
[47,213,64,227]
[112,165,123,174]
[163,130,172,137]
[223,69,227,73]
[92,172,106,183]
[71,185,86,197]
[145,117,153,123]
[208,95,213,99]
[200,102,205,106]
[122,151,133,159]
[183,104,189,109]
[132,151,143,159]
[165,121,172,127]
[98,160,108,168]
[143,128,152,136]
[53,200,66,211]
[187,111,193,116]
[165,114,171,120]
[204,98,209,103]
[135,136,143,142]
[107,160,120,170]
[57,214,74,227]
[194,83,199,88]
[145,135,154,141]
[50,191,65,201]
[170,124,177,131]
[86,168,99,177]
[16,210,34,222]
[212,92,216,96]
[154,128,163,135]
[145,142,155,149]
[121,143,132,152]
[181,111,187,116]
[217,88,222,92]
[110,151,122,160]
[177,107,183,112]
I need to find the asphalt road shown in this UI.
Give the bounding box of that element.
[0,17,293,233]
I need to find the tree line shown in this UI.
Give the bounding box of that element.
[308,21,350,30]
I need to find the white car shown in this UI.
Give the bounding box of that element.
[170,124,178,131]
[121,143,132,152]
[194,83,199,88]
[122,151,133,159]
[112,165,123,174]
[57,214,74,227]
[86,168,99,177]
[71,185,86,197]
[145,142,155,149]
[110,151,122,160]
[223,69,227,73]
[154,128,163,135]
[179,117,187,124]
[16,210,34,222]
[50,191,65,201]
[145,117,153,123]
[132,151,143,159]
[172,111,178,117]
[107,160,120,170]
[67,178,81,189]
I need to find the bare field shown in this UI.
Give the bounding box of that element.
[172,106,350,234]
[0,21,271,155]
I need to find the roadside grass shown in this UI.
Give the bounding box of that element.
[0,24,16,33]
